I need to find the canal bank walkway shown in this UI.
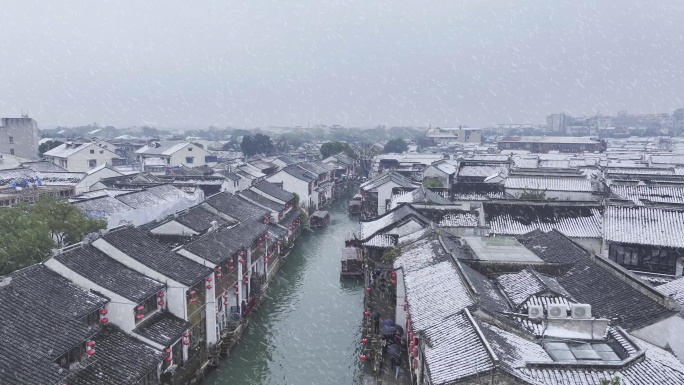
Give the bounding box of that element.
[204,198,369,385]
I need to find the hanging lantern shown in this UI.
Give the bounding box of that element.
[391,272,397,279]
[206,284,213,290]
[364,311,371,317]
[223,294,229,299]
[136,305,144,312]
[264,257,269,263]
[215,266,222,271]
[413,337,418,346]
[391,279,397,285]
[157,292,164,298]
[206,276,212,282]
[87,349,96,356]
[233,283,239,289]
[87,340,96,348]
[361,338,368,345]
[360,355,367,361]
[228,259,234,264]
[234,290,239,296]
[158,300,165,306]
[164,348,172,354]
[100,309,108,316]
[183,340,191,346]
[239,258,245,264]
[182,332,189,338]
[412,358,419,370]
[239,251,245,257]
[136,314,145,320]
[190,298,197,303]
[101,318,109,325]
[189,290,196,296]
[216,273,222,279]
[229,266,234,271]
[164,356,173,363]
[412,346,418,358]
[223,301,229,306]
[366,287,372,292]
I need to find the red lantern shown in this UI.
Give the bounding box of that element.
[100,309,108,316]
[164,348,172,354]
[101,317,109,325]
[361,338,368,345]
[223,294,229,299]
[136,305,144,312]
[215,266,222,271]
[239,258,245,264]
[360,355,367,361]
[87,349,96,356]
[87,340,96,347]
[206,277,212,282]
[366,287,372,292]
[189,290,196,296]
[216,273,222,279]
[364,311,371,317]
[136,314,145,320]
[183,340,191,346]
[391,272,397,279]
[223,301,229,305]
[234,290,239,296]
[413,337,418,346]
[164,356,173,363]
[228,259,234,264]
[391,280,397,285]
[233,283,239,289]
[182,332,189,338]
[157,292,164,298]
[229,266,234,271]
[239,251,245,256]
[206,285,213,290]
[412,358,419,370]
[412,346,418,357]
[158,300,165,306]
[190,298,197,303]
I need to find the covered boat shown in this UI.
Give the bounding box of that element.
[340,247,363,277]
[348,194,362,215]
[309,210,331,228]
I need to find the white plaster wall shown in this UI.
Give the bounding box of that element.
[572,237,602,255]
[377,181,402,215]
[631,315,684,363]
[92,238,188,320]
[169,144,210,167]
[250,186,286,204]
[389,220,425,237]
[423,166,448,187]
[150,221,198,236]
[45,258,137,332]
[395,269,407,335]
[75,167,123,194]
[102,189,204,228]
[266,172,310,210]
[61,144,118,173]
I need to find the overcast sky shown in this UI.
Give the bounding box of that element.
[1,0,683,129]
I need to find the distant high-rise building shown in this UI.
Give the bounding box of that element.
[545,113,569,134]
[0,117,40,160]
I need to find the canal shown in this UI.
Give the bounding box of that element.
[204,196,367,385]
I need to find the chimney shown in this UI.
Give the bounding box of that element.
[210,220,218,232]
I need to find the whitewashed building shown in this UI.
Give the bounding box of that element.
[43,142,121,173]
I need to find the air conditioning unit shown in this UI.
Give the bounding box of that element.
[547,304,567,319]
[528,305,544,319]
[571,304,592,319]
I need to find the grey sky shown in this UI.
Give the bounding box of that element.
[1,0,683,129]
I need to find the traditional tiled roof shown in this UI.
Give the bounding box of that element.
[276,155,299,166]
[253,181,295,203]
[459,164,508,178]
[604,205,684,248]
[115,184,188,209]
[504,177,592,192]
[282,165,316,182]
[499,136,598,144]
[610,184,684,206]
[438,212,479,227]
[389,186,451,210]
[181,222,258,264]
[101,227,212,286]
[361,233,396,248]
[395,235,474,333]
[133,311,189,347]
[655,277,684,309]
[485,202,603,238]
[452,182,507,201]
[239,189,285,212]
[432,160,458,175]
[517,230,675,330]
[175,206,232,233]
[360,172,417,191]
[423,311,494,385]
[458,263,510,314]
[135,141,198,156]
[359,205,430,239]
[606,167,675,175]
[21,161,68,172]
[53,245,165,303]
[73,195,135,216]
[205,192,270,224]
[67,326,163,385]
[496,268,571,308]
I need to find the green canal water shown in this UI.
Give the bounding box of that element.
[204,197,367,385]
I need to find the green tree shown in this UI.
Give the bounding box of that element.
[423,177,444,188]
[381,248,401,265]
[241,133,274,156]
[383,138,409,154]
[320,141,356,159]
[415,136,435,149]
[38,140,64,155]
[600,377,620,385]
[31,198,107,246]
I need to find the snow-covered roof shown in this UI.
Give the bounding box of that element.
[389,187,451,210]
[432,160,458,175]
[438,212,479,227]
[358,205,429,239]
[43,142,92,158]
[610,184,684,206]
[496,268,572,308]
[504,177,592,192]
[604,205,684,248]
[361,234,396,248]
[459,164,508,178]
[136,141,198,156]
[485,202,603,238]
[499,136,599,144]
[360,172,417,191]
[655,277,684,308]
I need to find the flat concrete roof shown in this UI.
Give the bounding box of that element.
[463,236,543,263]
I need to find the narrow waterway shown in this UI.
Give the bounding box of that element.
[204,195,366,385]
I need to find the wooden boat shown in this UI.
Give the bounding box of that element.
[348,194,362,215]
[309,210,331,228]
[340,247,363,277]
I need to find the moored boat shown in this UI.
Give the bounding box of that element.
[309,210,331,228]
[340,247,363,277]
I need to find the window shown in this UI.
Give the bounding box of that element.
[9,149,14,155]
[99,150,104,154]
[84,310,100,326]
[544,342,623,363]
[188,147,193,151]
[186,157,194,164]
[135,295,159,323]
[8,136,13,144]
[88,159,97,168]
[90,149,95,154]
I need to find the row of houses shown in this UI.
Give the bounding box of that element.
[1,151,359,385]
[349,201,684,384]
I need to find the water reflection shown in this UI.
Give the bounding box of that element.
[204,197,364,385]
